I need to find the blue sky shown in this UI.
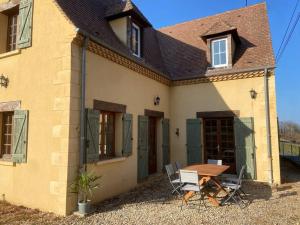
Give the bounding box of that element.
[133,0,300,124]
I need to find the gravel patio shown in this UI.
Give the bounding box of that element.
[1,158,300,225]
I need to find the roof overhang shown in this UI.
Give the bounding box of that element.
[106,9,152,27]
[201,28,241,44]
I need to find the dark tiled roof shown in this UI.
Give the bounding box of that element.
[201,20,236,37]
[158,3,275,80]
[54,1,275,81]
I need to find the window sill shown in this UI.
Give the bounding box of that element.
[0,49,21,59]
[96,157,127,166]
[0,160,16,167]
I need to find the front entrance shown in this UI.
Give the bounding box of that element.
[204,118,236,173]
[148,117,157,174]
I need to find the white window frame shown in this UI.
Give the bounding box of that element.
[211,38,228,68]
[132,23,141,58]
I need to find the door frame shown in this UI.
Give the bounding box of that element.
[137,110,164,180]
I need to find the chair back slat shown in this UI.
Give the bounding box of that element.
[238,165,246,184]
[179,170,198,185]
[165,164,175,177]
[175,161,182,170]
[207,159,222,165]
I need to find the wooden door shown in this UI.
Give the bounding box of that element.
[138,116,149,180]
[148,117,157,174]
[204,118,236,173]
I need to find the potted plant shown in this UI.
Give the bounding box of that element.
[70,171,101,215]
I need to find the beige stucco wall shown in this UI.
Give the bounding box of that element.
[0,13,8,54]
[67,44,170,211]
[0,0,76,215]
[170,74,281,184]
[109,17,128,46]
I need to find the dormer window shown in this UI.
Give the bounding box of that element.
[211,38,228,68]
[131,23,141,57]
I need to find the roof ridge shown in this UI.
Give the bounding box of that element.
[158,2,266,30]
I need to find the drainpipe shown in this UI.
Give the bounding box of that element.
[264,68,274,184]
[79,36,89,170]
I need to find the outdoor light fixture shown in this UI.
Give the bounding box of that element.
[154,96,160,106]
[175,128,180,136]
[250,89,257,99]
[0,74,9,88]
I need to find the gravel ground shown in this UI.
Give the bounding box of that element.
[1,158,300,225]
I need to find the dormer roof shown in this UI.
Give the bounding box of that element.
[54,1,275,81]
[105,0,152,27]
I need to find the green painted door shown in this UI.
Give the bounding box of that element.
[234,117,256,179]
[186,119,202,165]
[138,116,149,180]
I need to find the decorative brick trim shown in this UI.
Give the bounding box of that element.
[73,36,171,86]
[172,70,273,86]
[72,36,274,87]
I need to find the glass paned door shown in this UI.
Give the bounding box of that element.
[204,118,236,173]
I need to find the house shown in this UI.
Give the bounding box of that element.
[0,0,280,216]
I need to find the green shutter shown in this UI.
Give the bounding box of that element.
[12,110,29,163]
[234,117,256,179]
[186,119,202,165]
[122,114,133,157]
[138,116,148,180]
[162,119,170,167]
[85,109,99,163]
[18,0,33,49]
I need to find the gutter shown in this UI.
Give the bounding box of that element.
[264,67,274,184]
[79,36,88,169]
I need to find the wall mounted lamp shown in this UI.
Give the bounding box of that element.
[250,89,257,99]
[154,96,160,106]
[0,74,9,88]
[175,128,180,136]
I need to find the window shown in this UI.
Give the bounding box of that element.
[99,111,115,160]
[7,13,18,52]
[211,38,228,67]
[0,112,14,159]
[131,23,141,57]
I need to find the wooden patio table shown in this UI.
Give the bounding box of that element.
[182,164,230,206]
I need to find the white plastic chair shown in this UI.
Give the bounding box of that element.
[165,164,181,195]
[179,170,206,210]
[207,159,222,165]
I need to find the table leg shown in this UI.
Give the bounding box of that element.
[211,177,229,195]
[202,176,229,206]
[183,176,211,204]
